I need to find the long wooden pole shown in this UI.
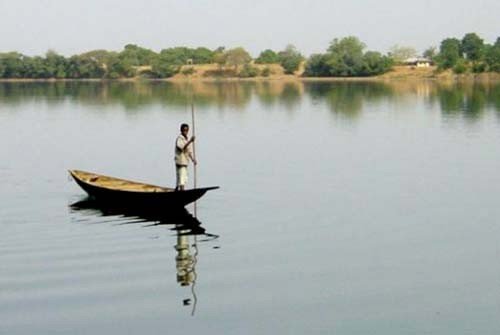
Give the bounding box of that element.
[191,98,197,216]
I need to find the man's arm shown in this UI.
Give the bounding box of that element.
[182,136,195,151]
[176,136,195,152]
[188,151,197,165]
[187,138,197,165]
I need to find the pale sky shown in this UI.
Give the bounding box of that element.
[0,0,498,57]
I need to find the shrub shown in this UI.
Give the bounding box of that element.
[203,68,237,77]
[261,66,271,77]
[181,67,196,75]
[238,64,259,78]
[453,60,467,74]
[472,62,486,73]
[489,62,500,72]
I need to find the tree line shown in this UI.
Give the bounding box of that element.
[1,33,499,79]
[0,44,305,79]
[303,37,393,77]
[431,33,500,73]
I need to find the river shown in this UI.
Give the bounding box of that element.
[1,80,499,334]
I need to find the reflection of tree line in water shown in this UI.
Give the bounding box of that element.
[306,82,394,118]
[1,81,499,118]
[429,83,500,119]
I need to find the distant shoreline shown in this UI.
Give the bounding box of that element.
[0,67,499,83]
[0,77,498,83]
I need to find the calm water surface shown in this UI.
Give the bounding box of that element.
[1,81,500,334]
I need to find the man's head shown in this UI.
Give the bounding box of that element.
[180,123,189,135]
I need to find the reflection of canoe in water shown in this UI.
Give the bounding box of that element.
[70,198,207,234]
[69,170,219,208]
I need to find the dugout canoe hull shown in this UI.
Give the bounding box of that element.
[69,170,218,208]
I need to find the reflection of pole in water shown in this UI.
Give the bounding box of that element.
[175,227,198,315]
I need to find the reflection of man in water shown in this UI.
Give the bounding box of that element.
[175,123,197,191]
[176,234,195,286]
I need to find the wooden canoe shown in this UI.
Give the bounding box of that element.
[69,170,218,208]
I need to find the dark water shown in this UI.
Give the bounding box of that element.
[1,81,500,334]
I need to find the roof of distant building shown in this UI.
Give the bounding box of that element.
[403,57,432,64]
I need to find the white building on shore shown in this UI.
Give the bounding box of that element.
[403,57,433,67]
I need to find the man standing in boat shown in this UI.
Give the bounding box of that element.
[175,123,197,191]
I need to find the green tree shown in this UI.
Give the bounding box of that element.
[44,50,68,78]
[105,52,135,78]
[0,52,25,78]
[119,44,157,66]
[23,56,47,78]
[225,47,252,70]
[484,42,500,72]
[437,38,461,69]
[255,49,280,64]
[360,51,393,76]
[278,44,303,74]
[151,51,180,78]
[328,36,365,58]
[156,47,191,65]
[326,37,365,76]
[461,33,484,62]
[303,54,330,77]
[155,46,214,65]
[191,47,214,64]
[66,54,105,78]
[304,37,393,77]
